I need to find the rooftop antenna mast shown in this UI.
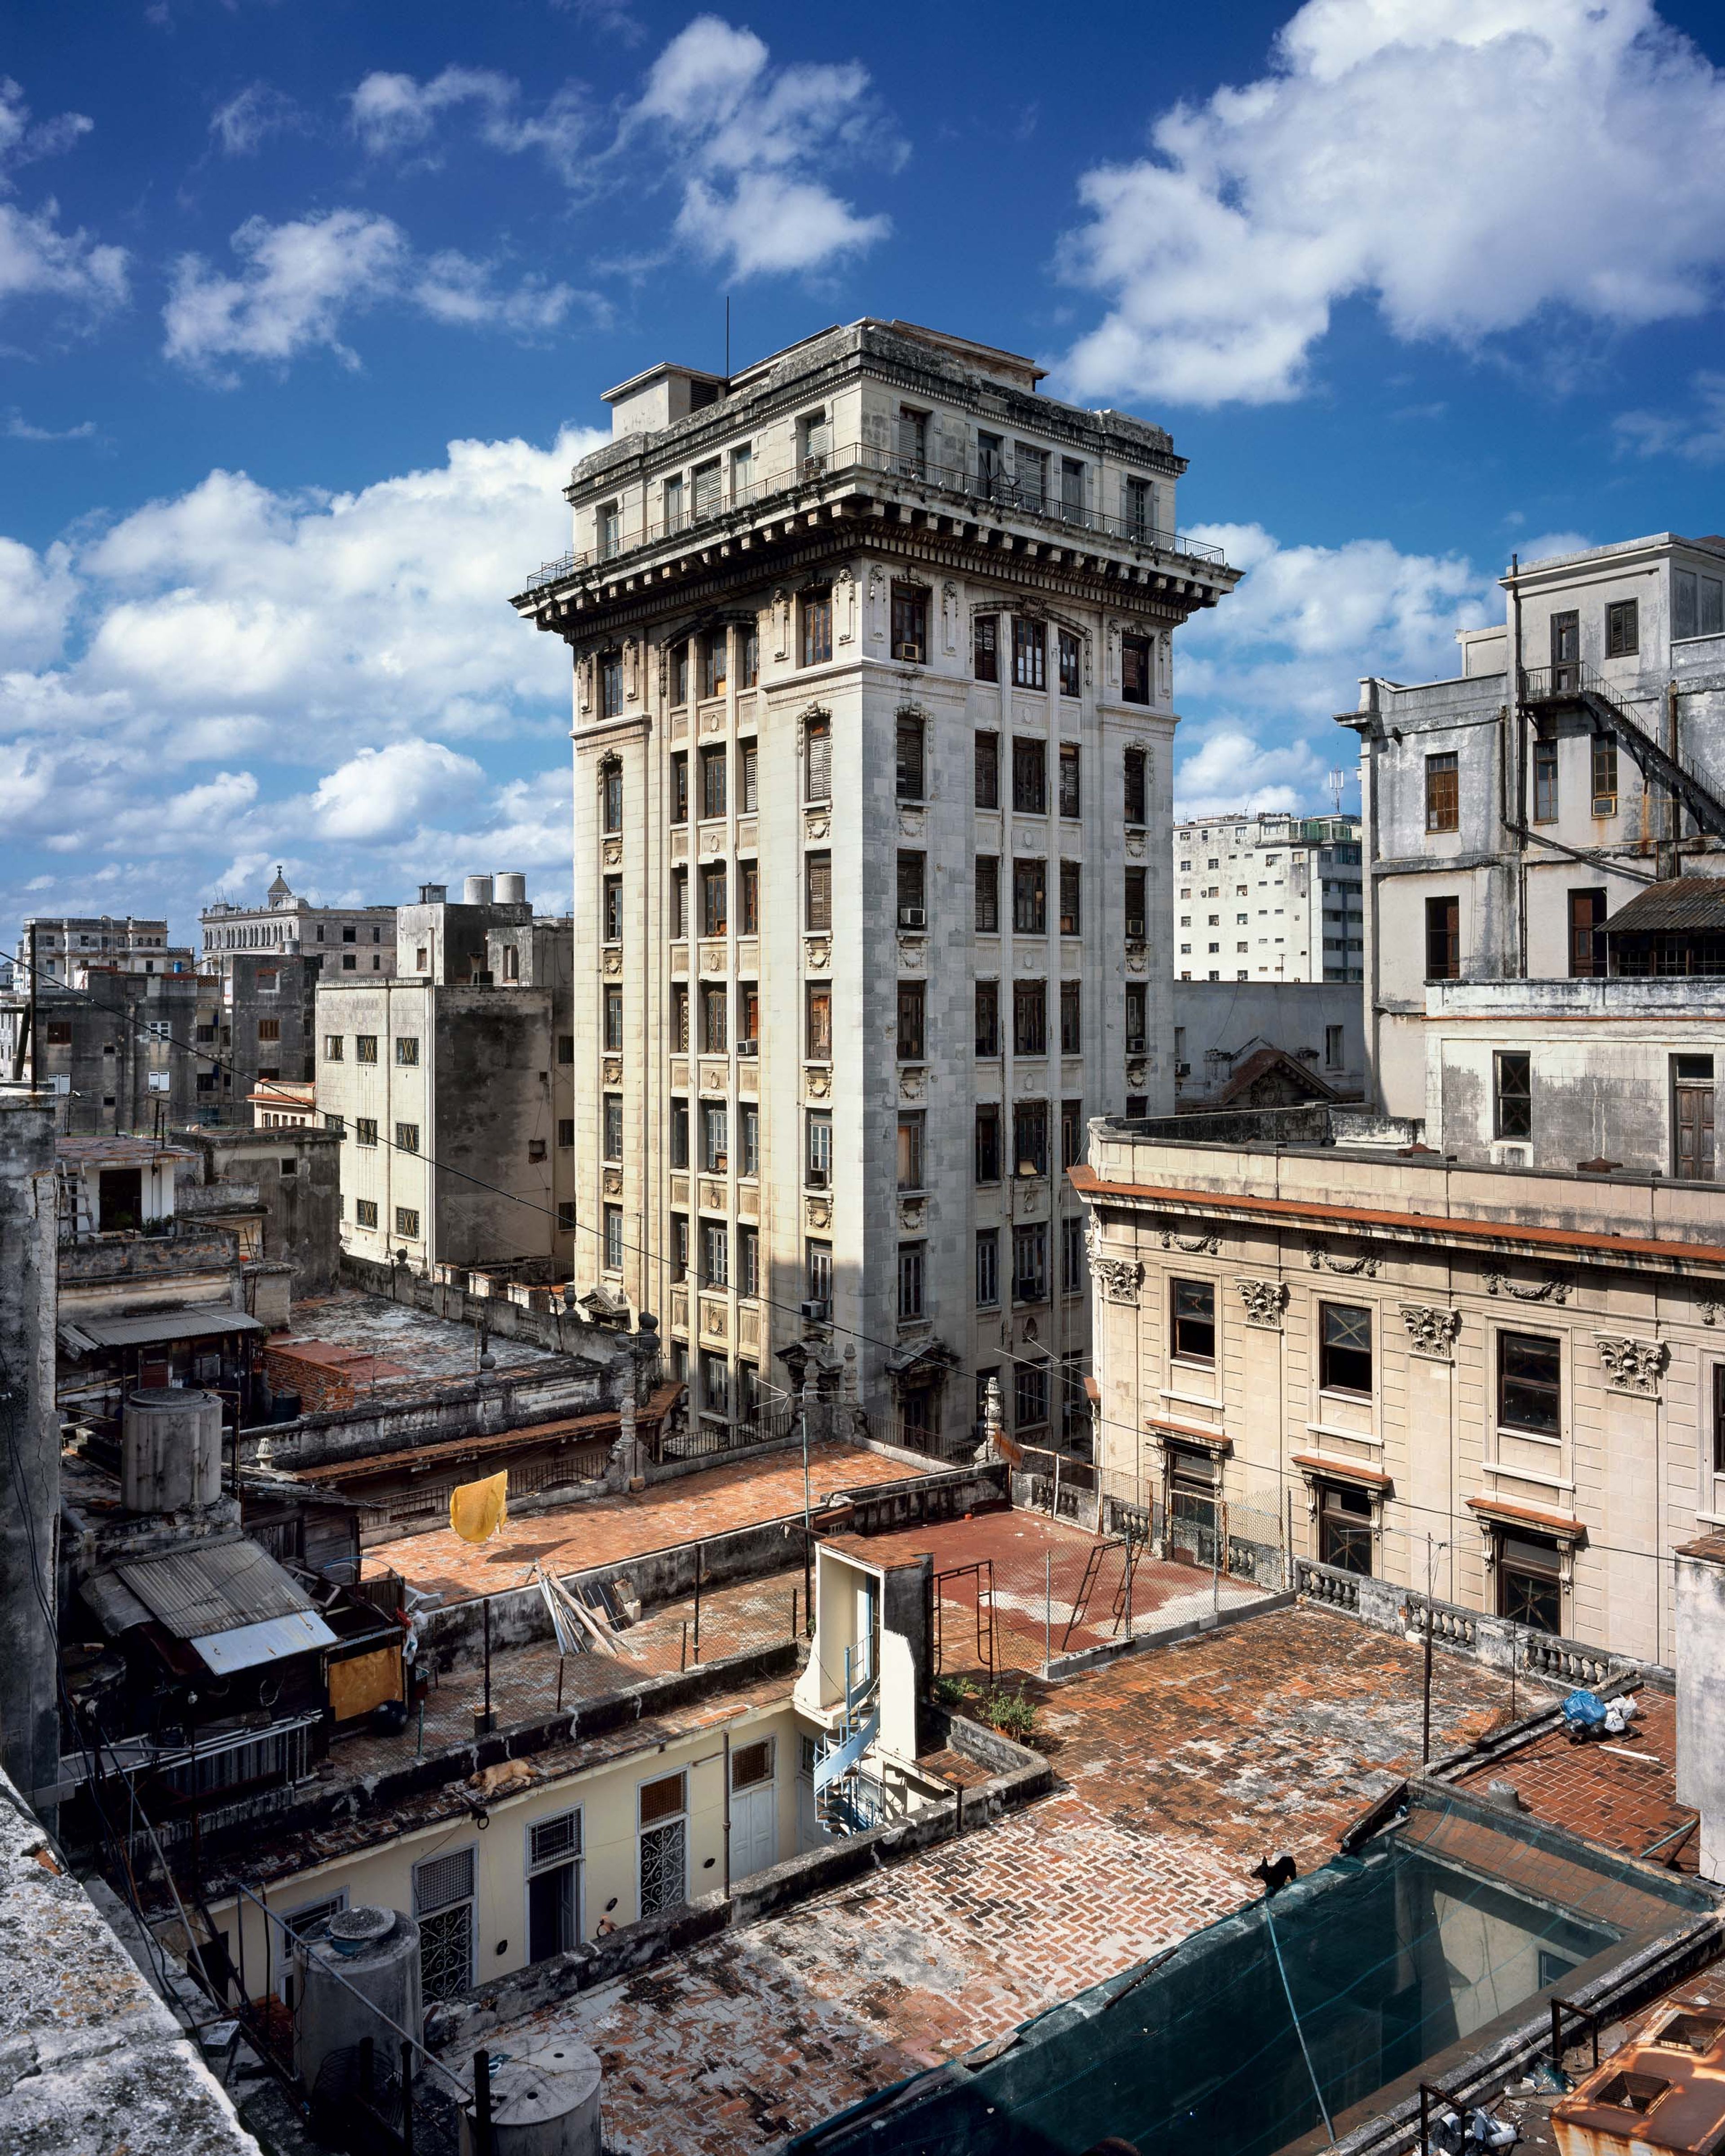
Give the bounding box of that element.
[1327,767,1348,816]
[725,295,730,380]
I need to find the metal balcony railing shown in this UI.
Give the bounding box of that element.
[519,439,1227,596]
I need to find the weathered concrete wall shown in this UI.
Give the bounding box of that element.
[1676,1542,1725,1881]
[0,1100,59,1819]
[175,1126,341,1293]
[0,975,200,1135]
[1172,979,1367,1107]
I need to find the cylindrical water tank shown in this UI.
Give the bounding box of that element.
[494,872,527,905]
[463,875,494,906]
[293,1906,423,2104]
[121,1387,223,1513]
[460,2042,602,2156]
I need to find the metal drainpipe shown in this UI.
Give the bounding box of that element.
[1509,553,1528,980]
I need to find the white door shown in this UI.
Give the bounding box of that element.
[732,1784,777,1880]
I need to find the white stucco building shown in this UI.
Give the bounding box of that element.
[514,319,1238,1448]
[1173,811,1362,982]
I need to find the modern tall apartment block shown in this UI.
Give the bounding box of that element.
[1172,811,1363,982]
[513,319,1237,1448]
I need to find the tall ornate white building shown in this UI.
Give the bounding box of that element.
[513,320,1237,1448]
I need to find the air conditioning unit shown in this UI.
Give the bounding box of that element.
[898,907,926,930]
[1126,919,1147,940]
[737,1040,759,1058]
[1176,1062,1192,1078]
[800,1298,830,1322]
[1126,1034,1147,1055]
[1490,1142,1533,1169]
[895,643,924,663]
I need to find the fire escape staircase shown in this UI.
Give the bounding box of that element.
[813,1644,881,1835]
[1520,662,1725,840]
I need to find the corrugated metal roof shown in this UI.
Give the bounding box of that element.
[59,1307,266,1353]
[1605,876,1725,935]
[193,1609,335,1674]
[79,1569,154,1635]
[115,1536,318,1639]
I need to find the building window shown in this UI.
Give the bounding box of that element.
[1059,860,1081,936]
[1013,442,1046,509]
[1425,751,1459,833]
[738,1225,759,1298]
[801,589,832,667]
[892,584,928,662]
[700,744,726,820]
[739,1101,758,1178]
[806,1239,832,1305]
[700,982,727,1053]
[558,1117,575,1149]
[1499,1332,1561,1436]
[669,1098,689,1170]
[670,867,688,941]
[975,981,1000,1057]
[738,741,758,817]
[355,1117,378,1148]
[1606,598,1638,658]
[670,751,688,825]
[395,1121,420,1153]
[1124,747,1148,827]
[975,855,1000,934]
[355,1034,378,1064]
[603,985,623,1053]
[1172,1278,1215,1365]
[805,1109,832,1188]
[805,851,832,931]
[1122,633,1151,705]
[1714,1365,1725,1476]
[1319,1303,1372,1396]
[898,851,926,929]
[637,1772,687,1918]
[1125,866,1148,941]
[395,1206,420,1239]
[597,502,620,559]
[1318,1484,1373,1576]
[1569,889,1607,978]
[1497,1531,1562,1633]
[670,1214,688,1283]
[1012,737,1046,814]
[1533,737,1559,822]
[700,1220,728,1289]
[1013,979,1048,1056]
[393,1035,420,1067]
[1013,1100,1048,1177]
[805,716,831,803]
[700,863,727,936]
[1425,896,1460,981]
[974,1103,1001,1184]
[1060,979,1081,1055]
[976,1229,1000,1307]
[736,980,759,1048]
[1674,1053,1716,1180]
[1494,1050,1532,1139]
[603,1205,624,1271]
[670,984,689,1053]
[602,762,623,832]
[1058,745,1080,822]
[1061,1096,1084,1168]
[324,1112,345,1136]
[600,651,624,718]
[1013,1222,1048,1305]
[413,1847,476,2003]
[805,983,832,1060]
[700,629,727,700]
[1675,568,1725,641]
[1591,735,1619,816]
[1013,617,1046,691]
[897,981,925,1061]
[1058,631,1081,700]
[1013,857,1047,935]
[1015,1361,1049,1432]
[738,859,759,936]
[895,713,925,802]
[1325,1023,1344,1069]
[897,1242,925,1319]
[974,730,1000,808]
[603,1094,623,1161]
[355,1198,378,1228]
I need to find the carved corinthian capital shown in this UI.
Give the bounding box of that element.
[1400,1304,1460,1361]
[1596,1334,1667,1395]
[1235,1278,1287,1330]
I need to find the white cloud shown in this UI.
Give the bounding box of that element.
[4,410,96,441]
[349,66,588,185]
[1173,521,1498,814]
[209,81,302,157]
[0,77,92,171]
[1614,371,1725,466]
[163,209,583,379]
[1059,0,1725,407]
[0,79,125,330]
[0,426,603,925]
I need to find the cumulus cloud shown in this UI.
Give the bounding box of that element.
[1174,520,1499,815]
[0,80,126,330]
[349,65,589,185]
[1059,0,1725,406]
[209,81,303,157]
[0,427,602,924]
[1614,372,1725,465]
[162,209,583,379]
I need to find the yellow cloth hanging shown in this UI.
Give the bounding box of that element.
[450,1469,508,1544]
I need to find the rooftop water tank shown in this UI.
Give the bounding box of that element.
[464,875,494,906]
[293,1905,423,2106]
[494,872,527,905]
[460,2041,602,2156]
[121,1387,223,1513]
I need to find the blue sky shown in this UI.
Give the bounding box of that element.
[4,0,1725,945]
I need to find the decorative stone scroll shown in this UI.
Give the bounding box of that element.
[1155,1219,1219,1256]
[1484,1271,1570,1304]
[1235,1278,1287,1330]
[1596,1335,1668,1396]
[805,1197,832,1230]
[1702,1297,1725,1328]
[1090,1251,1145,1305]
[1400,1304,1460,1361]
[804,1067,832,1100]
[1307,1244,1380,1278]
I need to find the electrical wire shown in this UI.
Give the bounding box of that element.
[3,942,1704,1580]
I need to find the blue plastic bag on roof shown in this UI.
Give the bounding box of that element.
[1561,1688,1607,1727]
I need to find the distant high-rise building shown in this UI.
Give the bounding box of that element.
[1171,810,1363,983]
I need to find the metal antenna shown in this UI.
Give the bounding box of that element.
[725,296,730,380]
[1326,767,1347,815]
